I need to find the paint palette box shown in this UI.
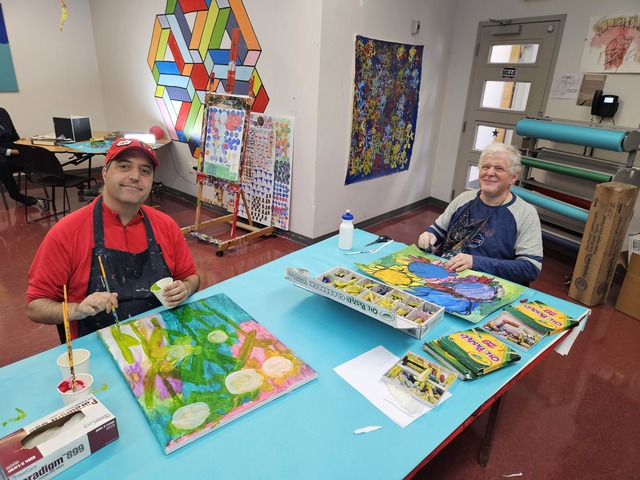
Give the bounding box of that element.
[382,351,457,407]
[0,395,118,480]
[285,266,445,338]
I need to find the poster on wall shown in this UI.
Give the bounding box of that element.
[0,3,18,92]
[345,35,423,185]
[580,14,640,73]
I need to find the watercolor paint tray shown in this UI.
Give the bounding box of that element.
[381,351,457,407]
[285,266,445,338]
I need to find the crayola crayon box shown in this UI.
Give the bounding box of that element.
[285,266,445,339]
[422,328,521,380]
[0,395,118,480]
[508,300,580,335]
[381,352,457,407]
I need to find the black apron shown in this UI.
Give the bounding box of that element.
[78,197,172,337]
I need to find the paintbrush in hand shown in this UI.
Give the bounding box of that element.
[97,255,121,330]
[62,285,77,392]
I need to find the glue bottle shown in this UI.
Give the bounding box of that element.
[338,210,354,250]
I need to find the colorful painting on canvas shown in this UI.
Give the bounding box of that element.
[0,4,18,92]
[200,94,252,183]
[356,245,525,323]
[346,35,423,185]
[98,293,317,454]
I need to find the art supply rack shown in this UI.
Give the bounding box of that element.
[181,28,275,256]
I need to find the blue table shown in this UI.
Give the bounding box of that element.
[0,230,590,479]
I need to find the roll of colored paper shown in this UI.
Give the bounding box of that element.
[512,186,589,223]
[516,119,626,152]
[521,156,612,183]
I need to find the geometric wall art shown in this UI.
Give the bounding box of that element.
[148,0,269,157]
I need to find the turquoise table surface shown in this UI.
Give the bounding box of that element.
[0,230,590,479]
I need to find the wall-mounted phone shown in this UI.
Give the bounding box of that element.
[591,90,619,118]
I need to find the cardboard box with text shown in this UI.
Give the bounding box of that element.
[569,182,639,306]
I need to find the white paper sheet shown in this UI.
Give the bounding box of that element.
[334,346,450,428]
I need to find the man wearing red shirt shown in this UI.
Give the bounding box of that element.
[26,138,200,338]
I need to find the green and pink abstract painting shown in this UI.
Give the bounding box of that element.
[98,293,316,454]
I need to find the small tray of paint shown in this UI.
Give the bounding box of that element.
[285,266,445,338]
[381,351,457,407]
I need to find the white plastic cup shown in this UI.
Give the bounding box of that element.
[56,349,91,379]
[151,277,174,307]
[57,373,94,405]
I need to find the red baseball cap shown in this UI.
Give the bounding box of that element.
[105,138,159,167]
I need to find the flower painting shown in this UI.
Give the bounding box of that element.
[98,293,317,454]
[356,245,525,323]
[346,36,423,185]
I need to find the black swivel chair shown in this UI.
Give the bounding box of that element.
[18,145,92,223]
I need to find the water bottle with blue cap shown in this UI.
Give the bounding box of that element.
[338,210,354,250]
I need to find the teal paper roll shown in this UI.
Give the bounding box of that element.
[516,119,626,152]
[512,186,589,223]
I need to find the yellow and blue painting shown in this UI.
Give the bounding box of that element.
[346,35,423,185]
[98,293,317,454]
[356,245,525,323]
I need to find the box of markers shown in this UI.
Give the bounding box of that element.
[381,351,457,407]
[285,266,445,338]
[0,395,118,480]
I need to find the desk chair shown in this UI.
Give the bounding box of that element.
[18,145,92,223]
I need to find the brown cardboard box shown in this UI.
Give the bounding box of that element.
[615,253,640,321]
[568,182,639,306]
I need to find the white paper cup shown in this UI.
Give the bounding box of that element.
[56,349,91,379]
[57,373,94,405]
[151,277,173,307]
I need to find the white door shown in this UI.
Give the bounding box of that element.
[452,15,566,198]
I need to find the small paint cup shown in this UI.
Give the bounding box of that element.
[57,373,94,405]
[151,277,173,307]
[56,348,91,379]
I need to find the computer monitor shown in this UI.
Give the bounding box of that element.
[53,116,92,142]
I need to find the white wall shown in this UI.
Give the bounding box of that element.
[313,0,456,238]
[1,0,105,136]
[2,0,639,239]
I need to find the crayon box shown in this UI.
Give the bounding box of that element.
[0,395,118,480]
[285,266,445,338]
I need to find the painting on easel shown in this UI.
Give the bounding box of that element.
[98,293,317,454]
[200,94,253,183]
[356,245,525,323]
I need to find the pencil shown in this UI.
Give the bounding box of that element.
[62,285,77,392]
[97,255,121,330]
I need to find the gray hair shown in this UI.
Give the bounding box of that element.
[478,142,522,176]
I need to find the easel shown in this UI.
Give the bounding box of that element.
[181,29,275,256]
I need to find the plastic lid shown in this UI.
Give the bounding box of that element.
[342,210,354,221]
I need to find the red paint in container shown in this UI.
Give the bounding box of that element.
[57,378,86,393]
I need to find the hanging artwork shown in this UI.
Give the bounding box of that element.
[232,113,295,230]
[200,94,252,183]
[356,245,525,324]
[346,35,423,185]
[580,14,640,73]
[148,0,269,156]
[0,3,18,92]
[98,293,317,454]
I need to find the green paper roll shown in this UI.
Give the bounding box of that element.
[516,119,626,152]
[521,156,612,183]
[512,187,589,223]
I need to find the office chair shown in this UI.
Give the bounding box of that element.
[18,145,92,223]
